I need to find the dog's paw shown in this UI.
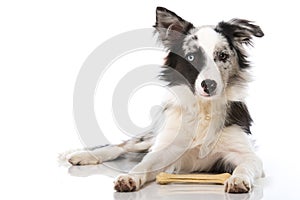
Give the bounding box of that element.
[225,175,251,193]
[114,174,140,192]
[67,151,101,166]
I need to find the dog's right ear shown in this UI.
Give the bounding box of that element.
[154,7,194,49]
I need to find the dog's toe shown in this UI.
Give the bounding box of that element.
[114,175,138,192]
[225,175,251,193]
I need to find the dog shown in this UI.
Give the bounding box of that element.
[67,7,264,193]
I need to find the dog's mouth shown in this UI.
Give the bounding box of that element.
[198,90,217,98]
[200,92,213,97]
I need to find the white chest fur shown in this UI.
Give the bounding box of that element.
[151,85,227,158]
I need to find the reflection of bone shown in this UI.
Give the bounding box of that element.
[156,172,231,185]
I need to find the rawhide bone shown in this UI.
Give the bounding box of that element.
[156,172,231,185]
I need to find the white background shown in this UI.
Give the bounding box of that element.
[1,0,300,199]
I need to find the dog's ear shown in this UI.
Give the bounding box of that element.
[216,19,264,45]
[216,19,264,69]
[154,7,194,49]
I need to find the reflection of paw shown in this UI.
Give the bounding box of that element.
[114,174,140,192]
[67,151,101,166]
[225,175,251,193]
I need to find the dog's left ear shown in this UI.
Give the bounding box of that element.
[154,7,194,49]
[216,19,264,45]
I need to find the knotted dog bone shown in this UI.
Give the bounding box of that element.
[156,172,231,185]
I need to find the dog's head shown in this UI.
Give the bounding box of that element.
[155,7,264,100]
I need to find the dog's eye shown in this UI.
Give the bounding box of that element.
[218,51,229,62]
[186,54,195,62]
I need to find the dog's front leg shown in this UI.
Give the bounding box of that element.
[114,146,186,192]
[224,153,263,193]
[114,101,198,192]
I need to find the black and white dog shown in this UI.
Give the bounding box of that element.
[67,7,264,193]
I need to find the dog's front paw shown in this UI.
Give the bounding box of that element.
[67,151,101,166]
[225,175,251,193]
[114,174,140,192]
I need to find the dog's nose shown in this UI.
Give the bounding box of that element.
[201,79,217,95]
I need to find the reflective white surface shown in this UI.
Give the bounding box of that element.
[60,154,300,200]
[67,162,264,200]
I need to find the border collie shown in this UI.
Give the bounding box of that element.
[67,7,264,193]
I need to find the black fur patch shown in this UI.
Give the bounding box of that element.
[209,158,236,174]
[160,48,206,91]
[154,7,207,91]
[225,101,253,134]
[155,7,194,36]
[215,23,250,69]
[154,7,195,51]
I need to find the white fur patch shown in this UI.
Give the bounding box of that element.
[194,57,224,98]
[163,85,197,108]
[195,26,224,59]
[152,85,227,158]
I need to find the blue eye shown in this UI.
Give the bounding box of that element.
[187,54,195,62]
